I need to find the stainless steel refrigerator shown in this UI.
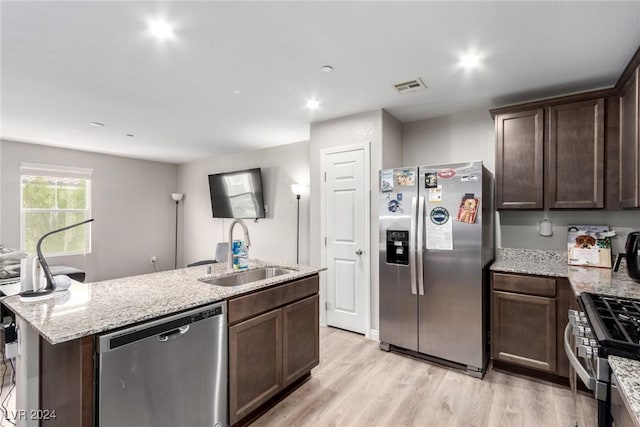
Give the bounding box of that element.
[379,161,494,377]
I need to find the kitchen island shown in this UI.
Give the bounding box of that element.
[491,248,640,427]
[1,260,324,427]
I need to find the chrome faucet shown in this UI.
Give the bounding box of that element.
[227,219,252,270]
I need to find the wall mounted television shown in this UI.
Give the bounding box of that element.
[208,168,266,219]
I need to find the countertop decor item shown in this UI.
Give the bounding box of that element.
[19,218,94,301]
[171,193,184,269]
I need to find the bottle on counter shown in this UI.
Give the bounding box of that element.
[232,240,249,271]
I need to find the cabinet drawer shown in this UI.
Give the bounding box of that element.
[228,275,319,325]
[492,273,556,297]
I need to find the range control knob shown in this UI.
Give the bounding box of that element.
[578,345,593,358]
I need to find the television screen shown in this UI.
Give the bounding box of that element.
[208,168,266,219]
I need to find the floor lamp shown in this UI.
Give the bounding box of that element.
[171,193,184,269]
[291,184,306,264]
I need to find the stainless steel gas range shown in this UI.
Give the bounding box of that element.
[565,292,640,427]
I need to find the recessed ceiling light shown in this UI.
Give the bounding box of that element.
[320,65,333,73]
[233,90,241,95]
[305,99,320,110]
[459,52,482,69]
[89,122,104,127]
[148,19,175,40]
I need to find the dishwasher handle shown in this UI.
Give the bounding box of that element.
[158,325,190,342]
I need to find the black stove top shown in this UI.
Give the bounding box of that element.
[581,292,640,360]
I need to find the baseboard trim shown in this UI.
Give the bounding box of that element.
[369,329,379,342]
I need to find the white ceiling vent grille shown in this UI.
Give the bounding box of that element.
[393,78,427,94]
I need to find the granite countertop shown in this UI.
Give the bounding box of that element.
[609,356,640,427]
[490,248,569,277]
[491,248,640,299]
[1,260,325,344]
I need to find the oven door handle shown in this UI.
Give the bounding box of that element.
[563,323,596,391]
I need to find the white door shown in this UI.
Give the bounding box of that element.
[322,145,369,334]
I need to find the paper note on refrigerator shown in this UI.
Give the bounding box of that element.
[426,208,453,250]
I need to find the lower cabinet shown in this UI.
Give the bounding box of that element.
[229,309,283,424]
[228,275,320,425]
[283,295,320,387]
[492,290,556,372]
[491,272,574,378]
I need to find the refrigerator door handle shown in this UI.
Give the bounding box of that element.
[409,196,418,295]
[417,196,425,295]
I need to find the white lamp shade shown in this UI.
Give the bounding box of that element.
[171,193,184,201]
[290,184,307,196]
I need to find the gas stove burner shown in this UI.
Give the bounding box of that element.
[581,292,640,360]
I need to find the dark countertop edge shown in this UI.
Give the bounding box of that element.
[489,264,569,278]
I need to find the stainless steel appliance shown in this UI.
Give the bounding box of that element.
[379,161,494,377]
[565,293,640,427]
[97,302,227,427]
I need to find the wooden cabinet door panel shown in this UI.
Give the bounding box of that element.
[229,309,282,425]
[492,291,556,373]
[496,109,544,209]
[547,99,605,208]
[283,294,320,387]
[619,67,639,208]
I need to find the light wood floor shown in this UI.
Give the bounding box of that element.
[253,327,597,427]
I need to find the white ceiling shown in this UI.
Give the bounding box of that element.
[2,1,640,164]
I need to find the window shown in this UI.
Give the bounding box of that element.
[20,163,93,256]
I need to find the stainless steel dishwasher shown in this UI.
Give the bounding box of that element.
[96,301,227,427]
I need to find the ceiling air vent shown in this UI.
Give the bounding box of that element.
[393,78,427,94]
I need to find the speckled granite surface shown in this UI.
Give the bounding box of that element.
[609,356,640,427]
[567,262,640,299]
[491,248,640,299]
[490,248,569,277]
[1,260,324,344]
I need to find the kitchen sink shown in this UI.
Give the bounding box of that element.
[199,267,296,287]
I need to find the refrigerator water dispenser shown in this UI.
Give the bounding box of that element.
[386,230,409,265]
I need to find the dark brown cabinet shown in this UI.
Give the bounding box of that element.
[228,275,319,426]
[229,309,283,425]
[547,99,605,208]
[496,109,544,209]
[283,294,319,387]
[492,273,557,372]
[619,66,639,208]
[494,98,605,210]
[491,273,575,379]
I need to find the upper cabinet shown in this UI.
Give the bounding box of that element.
[492,45,640,211]
[494,98,605,210]
[619,66,639,208]
[547,99,605,209]
[496,109,544,209]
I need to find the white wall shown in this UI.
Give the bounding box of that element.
[177,141,310,267]
[499,210,640,255]
[1,140,178,281]
[402,107,495,173]
[382,109,403,170]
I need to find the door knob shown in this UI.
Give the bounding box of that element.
[355,249,363,255]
